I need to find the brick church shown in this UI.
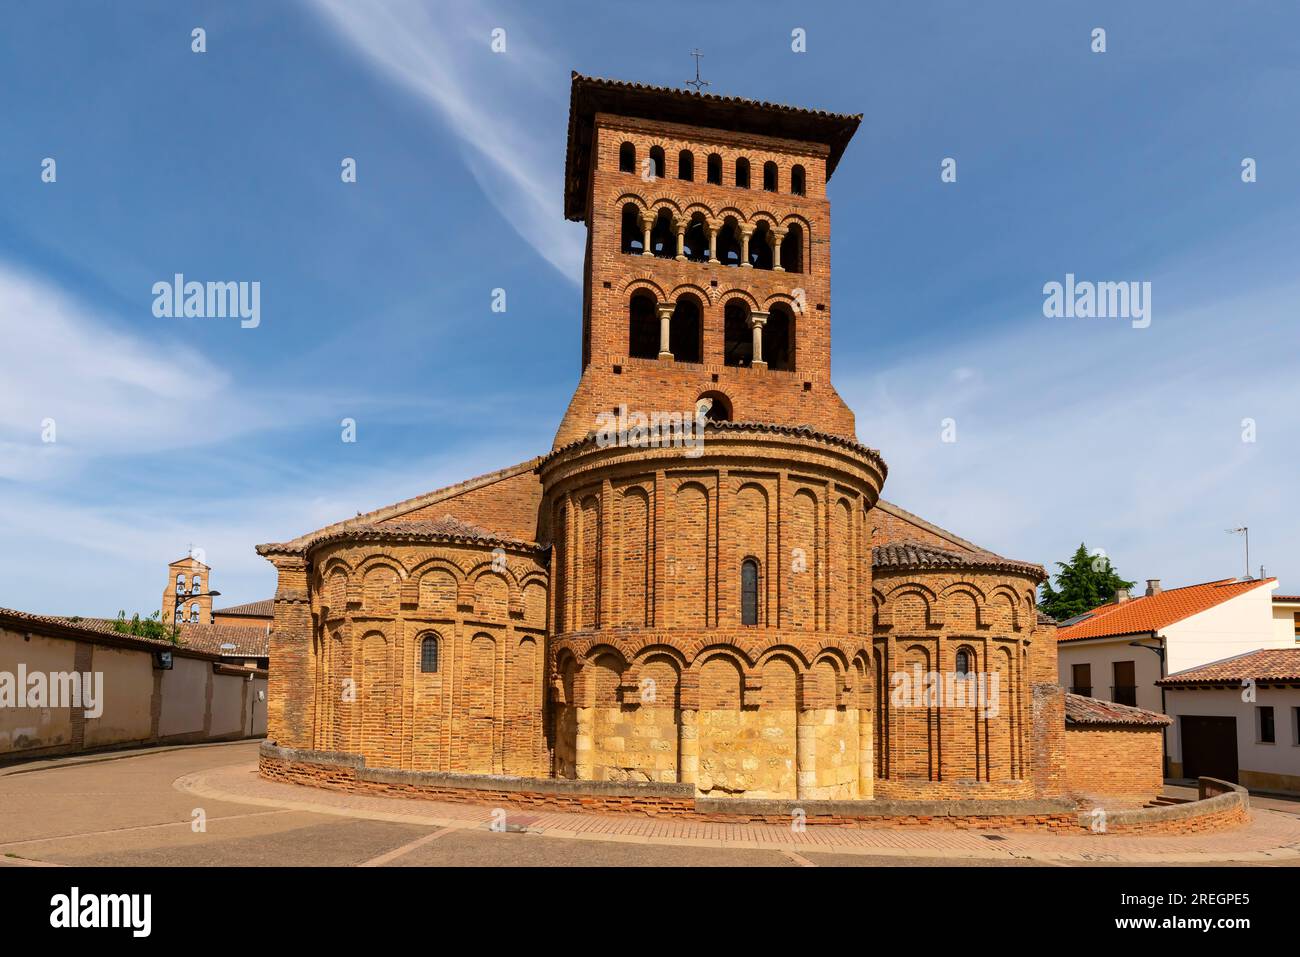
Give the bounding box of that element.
[257,74,1081,803]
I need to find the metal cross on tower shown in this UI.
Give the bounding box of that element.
[686,50,709,92]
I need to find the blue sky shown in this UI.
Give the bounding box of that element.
[1,0,1297,616]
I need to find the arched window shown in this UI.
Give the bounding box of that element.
[780,223,804,274]
[682,216,708,262]
[192,574,202,594]
[791,164,806,196]
[189,602,200,623]
[420,634,440,674]
[649,209,674,258]
[669,298,702,363]
[696,391,732,423]
[618,141,635,173]
[955,648,973,678]
[741,559,760,626]
[723,300,752,367]
[620,204,644,254]
[176,573,185,592]
[735,157,750,189]
[706,153,722,185]
[749,223,774,270]
[677,149,694,181]
[766,304,795,372]
[628,292,658,359]
[763,161,778,192]
[648,146,665,179]
[175,608,183,623]
[716,219,741,266]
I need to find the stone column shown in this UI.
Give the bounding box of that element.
[575,705,594,780]
[796,706,818,800]
[706,220,720,265]
[857,693,874,800]
[748,311,768,370]
[639,211,654,257]
[739,225,754,268]
[770,227,787,272]
[678,709,698,788]
[656,303,674,360]
[674,218,687,261]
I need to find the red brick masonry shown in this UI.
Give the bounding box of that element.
[260,743,1248,835]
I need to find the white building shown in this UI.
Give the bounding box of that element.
[1055,577,1300,790]
[1159,649,1300,794]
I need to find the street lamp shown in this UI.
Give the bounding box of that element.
[173,588,220,628]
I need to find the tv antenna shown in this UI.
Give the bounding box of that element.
[686,50,709,93]
[1226,526,1250,579]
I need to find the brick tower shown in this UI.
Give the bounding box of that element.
[163,553,211,624]
[553,73,862,447]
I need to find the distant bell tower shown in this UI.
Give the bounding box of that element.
[163,552,212,624]
[554,72,862,447]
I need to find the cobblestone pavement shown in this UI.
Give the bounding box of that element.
[2,740,1298,867]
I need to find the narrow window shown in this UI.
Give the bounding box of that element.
[707,153,722,185]
[176,573,185,592]
[749,223,773,269]
[763,161,778,192]
[620,204,643,254]
[1112,660,1136,707]
[723,300,752,367]
[421,635,440,674]
[678,149,694,181]
[735,157,750,189]
[189,602,200,623]
[780,223,804,274]
[791,164,806,196]
[628,292,658,359]
[618,141,635,173]
[175,608,183,623]
[955,649,972,678]
[683,217,708,262]
[1071,663,1092,697]
[648,146,665,179]
[715,219,741,265]
[192,574,202,594]
[741,559,759,626]
[669,298,702,363]
[766,304,795,371]
[1259,706,1275,744]
[649,210,674,258]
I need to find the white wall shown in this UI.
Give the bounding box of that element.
[1162,583,1286,674]
[1273,601,1300,646]
[1056,638,1164,714]
[1165,685,1300,786]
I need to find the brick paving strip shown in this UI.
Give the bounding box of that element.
[358,827,454,867]
[177,762,1300,865]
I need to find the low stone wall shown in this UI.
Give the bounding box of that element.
[1076,778,1250,835]
[261,745,1256,835]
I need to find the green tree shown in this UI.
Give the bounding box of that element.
[1039,543,1135,623]
[111,609,179,644]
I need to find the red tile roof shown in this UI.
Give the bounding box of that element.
[1158,648,1300,686]
[1056,578,1274,643]
[212,599,275,619]
[1064,693,1172,727]
[1273,595,1300,603]
[872,539,1045,579]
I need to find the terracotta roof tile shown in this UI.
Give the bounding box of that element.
[871,539,1045,579]
[1064,693,1171,727]
[1056,578,1275,643]
[173,623,269,658]
[213,599,274,619]
[1158,648,1300,686]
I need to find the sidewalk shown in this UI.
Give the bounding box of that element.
[180,760,1300,865]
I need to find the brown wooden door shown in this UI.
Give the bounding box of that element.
[1112,660,1137,706]
[1180,715,1238,783]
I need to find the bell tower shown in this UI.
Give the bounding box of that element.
[554,73,863,448]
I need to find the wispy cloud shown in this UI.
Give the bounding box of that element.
[842,277,1300,589]
[304,0,584,279]
[0,263,278,481]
